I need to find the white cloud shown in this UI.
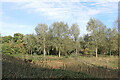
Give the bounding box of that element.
[5,1,117,19]
[87,9,100,15]
[1,0,119,2]
[2,22,30,28]
[1,0,118,36]
[0,2,2,33]
[1,22,34,36]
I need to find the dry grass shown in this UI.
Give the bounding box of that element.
[2,54,93,78]
[3,53,118,78]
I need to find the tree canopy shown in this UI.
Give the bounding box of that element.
[2,18,118,57]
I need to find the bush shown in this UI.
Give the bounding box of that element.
[2,42,26,55]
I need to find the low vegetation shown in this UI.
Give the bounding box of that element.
[2,54,94,78]
[2,53,118,78]
[1,18,118,78]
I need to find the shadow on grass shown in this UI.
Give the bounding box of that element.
[64,62,118,78]
[2,54,94,78]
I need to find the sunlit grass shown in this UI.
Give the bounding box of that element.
[2,53,94,78]
[3,53,118,78]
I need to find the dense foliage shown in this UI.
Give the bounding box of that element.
[2,18,118,57]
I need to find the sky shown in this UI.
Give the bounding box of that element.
[0,0,118,37]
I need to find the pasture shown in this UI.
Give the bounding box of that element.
[2,53,118,78]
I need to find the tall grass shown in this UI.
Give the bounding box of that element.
[2,54,94,78]
[3,53,118,78]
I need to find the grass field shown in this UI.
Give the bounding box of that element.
[2,53,118,78]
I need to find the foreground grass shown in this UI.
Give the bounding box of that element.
[76,55,118,69]
[3,53,118,78]
[12,53,118,69]
[2,54,94,78]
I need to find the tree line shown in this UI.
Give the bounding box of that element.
[2,18,118,57]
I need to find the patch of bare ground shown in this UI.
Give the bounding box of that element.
[47,61,64,69]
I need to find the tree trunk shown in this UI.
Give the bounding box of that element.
[76,42,77,55]
[76,46,77,55]
[58,49,60,57]
[31,48,32,56]
[44,38,46,57]
[96,47,97,58]
[31,50,32,56]
[110,50,111,56]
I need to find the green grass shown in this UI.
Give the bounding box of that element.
[6,53,118,70]
[76,55,118,69]
[2,53,118,78]
[2,53,94,78]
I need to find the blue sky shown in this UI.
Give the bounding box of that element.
[0,0,118,37]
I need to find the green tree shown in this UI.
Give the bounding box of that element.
[2,40,26,54]
[2,35,13,43]
[81,34,94,55]
[86,18,107,57]
[13,33,24,43]
[0,34,1,53]
[23,34,36,55]
[50,22,69,57]
[106,27,118,56]
[35,24,48,57]
[62,36,75,56]
[46,27,56,55]
[70,23,80,55]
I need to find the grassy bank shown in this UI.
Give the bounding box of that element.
[2,53,94,78]
[2,53,118,78]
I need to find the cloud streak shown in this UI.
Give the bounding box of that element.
[1,0,119,2]
[1,22,34,36]
[1,0,118,36]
